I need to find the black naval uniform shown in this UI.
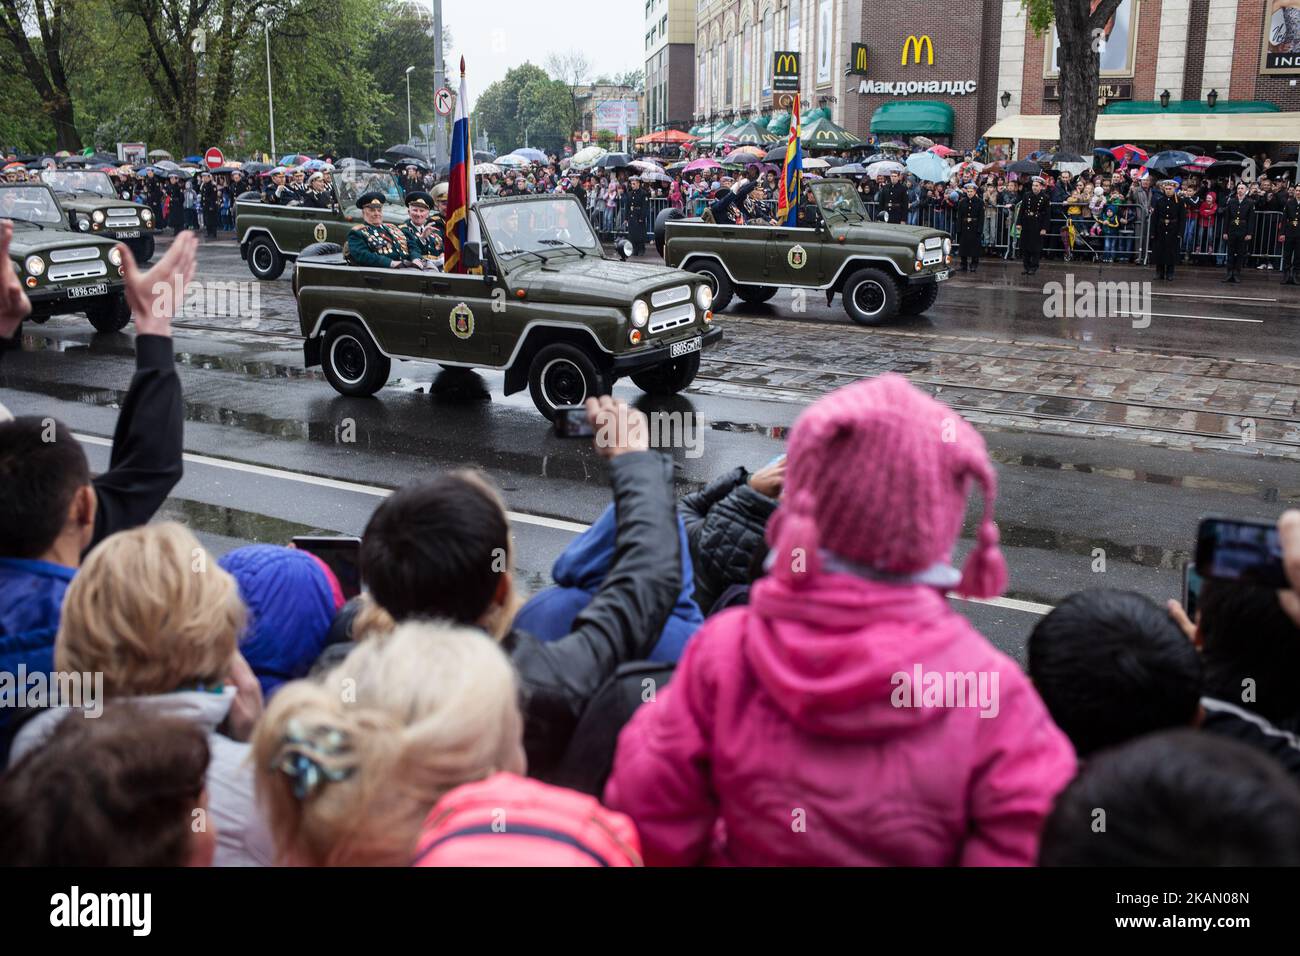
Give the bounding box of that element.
[1281,195,1299,285]
[877,181,909,224]
[304,186,332,210]
[1019,190,1052,275]
[200,180,220,237]
[165,180,186,235]
[626,183,649,256]
[1149,192,1187,281]
[1222,194,1255,282]
[955,191,984,271]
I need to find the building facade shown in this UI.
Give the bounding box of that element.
[645,0,698,131]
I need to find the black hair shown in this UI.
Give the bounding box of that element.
[1028,589,1203,756]
[360,471,509,625]
[1039,729,1300,866]
[1198,577,1300,723]
[0,416,91,558]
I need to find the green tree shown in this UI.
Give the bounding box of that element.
[0,0,93,151]
[1022,0,1124,154]
[473,62,550,153]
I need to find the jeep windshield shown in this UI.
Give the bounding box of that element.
[0,185,64,226]
[481,199,600,261]
[40,170,116,198]
[811,181,868,222]
[334,170,404,208]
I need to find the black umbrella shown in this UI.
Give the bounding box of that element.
[863,152,889,164]
[1042,151,1085,164]
[384,144,424,159]
[1203,160,1245,178]
[1007,159,1041,174]
[821,156,848,167]
[595,152,634,169]
[372,157,394,168]
[762,144,787,162]
[829,162,867,177]
[434,162,451,178]
[392,157,431,170]
[242,161,271,175]
[473,150,495,162]
[1266,161,1297,179]
[1214,150,1249,162]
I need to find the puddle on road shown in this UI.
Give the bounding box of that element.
[158,498,338,545]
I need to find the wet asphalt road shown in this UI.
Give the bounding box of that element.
[3,232,1298,662]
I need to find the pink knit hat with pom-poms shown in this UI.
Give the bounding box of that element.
[765,373,1007,598]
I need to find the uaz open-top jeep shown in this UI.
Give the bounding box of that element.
[236,167,407,280]
[38,169,157,264]
[657,179,952,325]
[1,182,131,334]
[292,192,721,419]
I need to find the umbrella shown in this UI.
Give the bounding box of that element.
[1181,155,1216,170]
[384,144,424,159]
[635,128,698,145]
[802,157,830,170]
[474,162,501,176]
[494,154,527,167]
[630,159,664,173]
[569,146,607,168]
[241,161,271,175]
[1043,151,1085,165]
[928,144,956,157]
[763,144,789,162]
[155,159,179,169]
[665,161,688,173]
[722,146,765,165]
[279,153,312,166]
[684,156,721,172]
[1007,159,1041,175]
[473,150,495,163]
[1108,144,1148,166]
[299,159,329,171]
[905,151,950,182]
[866,160,905,178]
[511,147,547,163]
[722,121,781,146]
[878,140,907,151]
[392,157,431,170]
[1266,161,1297,179]
[1202,160,1244,177]
[821,156,848,167]
[829,163,867,177]
[948,160,985,179]
[434,162,450,178]
[208,166,240,175]
[910,136,935,150]
[801,115,867,150]
[635,169,671,183]
[1144,150,1196,171]
[183,155,203,163]
[595,152,634,169]
[862,152,890,164]
[147,149,172,159]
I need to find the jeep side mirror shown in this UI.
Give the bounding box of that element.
[618,239,633,260]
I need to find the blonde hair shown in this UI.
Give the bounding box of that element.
[56,522,244,697]
[252,620,525,866]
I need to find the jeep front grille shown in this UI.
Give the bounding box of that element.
[107,214,141,229]
[49,246,101,263]
[648,302,694,335]
[111,207,138,217]
[650,285,690,308]
[924,236,943,249]
[48,260,107,282]
[922,251,944,266]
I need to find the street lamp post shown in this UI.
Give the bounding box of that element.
[406,65,415,142]
[264,20,277,160]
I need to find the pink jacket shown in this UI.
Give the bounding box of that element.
[605,571,1076,866]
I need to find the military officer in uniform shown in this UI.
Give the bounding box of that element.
[877,169,909,224]
[199,171,220,238]
[1281,182,1300,286]
[345,192,427,269]
[626,175,649,256]
[263,168,289,205]
[1149,179,1187,282]
[304,172,332,209]
[430,182,449,251]
[1019,177,1051,275]
[956,180,983,272]
[401,190,443,262]
[1222,182,1254,284]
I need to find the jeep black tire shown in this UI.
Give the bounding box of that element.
[734,284,777,305]
[898,282,940,316]
[842,267,900,326]
[631,351,701,395]
[321,319,391,397]
[527,343,611,421]
[691,260,733,312]
[247,235,286,280]
[653,206,685,258]
[86,293,132,333]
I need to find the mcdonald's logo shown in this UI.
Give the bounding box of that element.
[773,50,800,90]
[849,42,868,76]
[901,34,934,65]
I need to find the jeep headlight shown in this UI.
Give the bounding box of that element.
[77,216,90,231]
[695,284,712,310]
[141,208,153,222]
[24,255,44,276]
[943,237,952,255]
[108,247,123,266]
[630,299,649,328]
[92,210,105,223]
[916,241,925,261]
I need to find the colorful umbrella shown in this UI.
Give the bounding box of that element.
[279,154,312,166]
[928,144,956,157]
[683,157,721,172]
[948,160,985,179]
[906,151,950,182]
[722,146,765,165]
[1183,155,1216,170]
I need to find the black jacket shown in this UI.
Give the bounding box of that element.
[504,450,680,780]
[677,465,777,615]
[1200,697,1300,786]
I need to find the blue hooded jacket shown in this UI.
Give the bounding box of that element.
[218,545,342,699]
[515,505,703,663]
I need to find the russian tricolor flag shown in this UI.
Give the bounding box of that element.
[445,56,480,273]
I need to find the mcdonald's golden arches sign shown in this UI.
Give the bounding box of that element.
[849,43,868,76]
[901,34,934,65]
[773,51,800,90]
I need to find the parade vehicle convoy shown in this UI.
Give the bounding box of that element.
[0,182,131,334]
[36,169,157,264]
[235,167,408,280]
[656,179,952,325]
[292,192,721,420]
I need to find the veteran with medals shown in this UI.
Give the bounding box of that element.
[345,191,426,269]
[401,189,444,266]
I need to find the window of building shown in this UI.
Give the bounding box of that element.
[787,0,799,52]
[761,7,773,94]
[661,14,667,34]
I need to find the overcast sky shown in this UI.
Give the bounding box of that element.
[441,0,646,95]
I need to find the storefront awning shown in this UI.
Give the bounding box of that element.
[870,101,954,136]
[985,111,1300,143]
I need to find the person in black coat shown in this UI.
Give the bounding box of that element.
[877,170,909,224]
[1281,182,1300,285]
[353,396,682,782]
[198,172,220,237]
[677,458,782,615]
[1149,180,1187,282]
[1221,182,1254,283]
[1019,177,1052,275]
[625,176,649,255]
[164,174,186,235]
[955,180,983,272]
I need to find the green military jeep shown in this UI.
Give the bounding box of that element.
[1,182,131,333]
[236,166,404,280]
[293,192,721,419]
[658,179,952,325]
[37,169,157,264]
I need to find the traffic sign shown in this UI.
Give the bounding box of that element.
[434,87,454,116]
[204,147,224,169]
